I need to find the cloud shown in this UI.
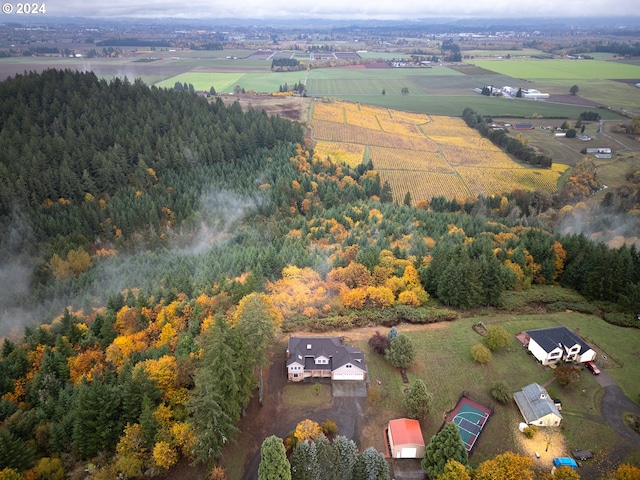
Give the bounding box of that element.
[41,0,640,20]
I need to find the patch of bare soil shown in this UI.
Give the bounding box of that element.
[217,93,310,122]
[547,94,603,107]
[513,426,567,472]
[288,321,450,343]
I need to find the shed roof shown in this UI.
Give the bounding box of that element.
[388,418,425,447]
[513,383,562,424]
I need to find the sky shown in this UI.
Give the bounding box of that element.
[14,0,640,21]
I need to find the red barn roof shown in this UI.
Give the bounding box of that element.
[388,418,424,446]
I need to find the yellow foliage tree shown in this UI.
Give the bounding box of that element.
[552,241,567,280]
[473,452,534,480]
[294,419,323,442]
[436,459,471,480]
[67,248,91,275]
[152,441,178,470]
[611,464,640,480]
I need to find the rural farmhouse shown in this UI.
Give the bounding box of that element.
[386,418,426,459]
[522,326,596,366]
[513,383,562,427]
[286,336,367,382]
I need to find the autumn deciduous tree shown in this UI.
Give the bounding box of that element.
[294,419,323,442]
[554,364,581,387]
[609,464,640,480]
[436,459,471,480]
[471,344,492,365]
[473,451,534,480]
[483,326,510,351]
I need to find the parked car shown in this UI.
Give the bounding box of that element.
[553,457,579,469]
[572,449,593,461]
[586,361,601,375]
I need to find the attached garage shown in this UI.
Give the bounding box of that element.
[332,361,366,381]
[387,418,425,459]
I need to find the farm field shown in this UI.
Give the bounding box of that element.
[309,100,568,203]
[469,59,640,80]
[1,48,633,117]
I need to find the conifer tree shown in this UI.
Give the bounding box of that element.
[422,423,468,479]
[258,436,291,480]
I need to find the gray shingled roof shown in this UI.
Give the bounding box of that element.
[286,336,366,371]
[526,326,591,355]
[513,383,562,424]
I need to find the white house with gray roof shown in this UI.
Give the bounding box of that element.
[286,336,367,382]
[525,326,596,366]
[513,383,562,427]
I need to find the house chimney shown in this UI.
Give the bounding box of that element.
[286,348,290,359]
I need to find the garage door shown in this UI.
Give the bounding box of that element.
[332,373,365,380]
[401,447,417,458]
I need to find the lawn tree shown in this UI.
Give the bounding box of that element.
[483,326,510,351]
[401,87,409,95]
[421,423,468,479]
[570,85,579,96]
[233,292,283,405]
[385,333,416,370]
[258,436,291,480]
[402,379,432,419]
[554,364,581,387]
[471,344,492,365]
[388,326,398,341]
[489,382,511,404]
[332,435,359,479]
[368,331,391,355]
[473,451,534,480]
[294,419,323,442]
[403,191,412,206]
[436,459,471,480]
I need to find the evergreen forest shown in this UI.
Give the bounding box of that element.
[0,69,639,479]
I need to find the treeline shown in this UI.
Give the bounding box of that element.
[462,107,553,168]
[594,41,640,57]
[95,39,171,47]
[271,58,304,71]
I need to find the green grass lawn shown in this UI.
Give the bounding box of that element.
[282,383,332,406]
[354,313,640,466]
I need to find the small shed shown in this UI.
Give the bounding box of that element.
[387,418,425,458]
[513,383,562,427]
